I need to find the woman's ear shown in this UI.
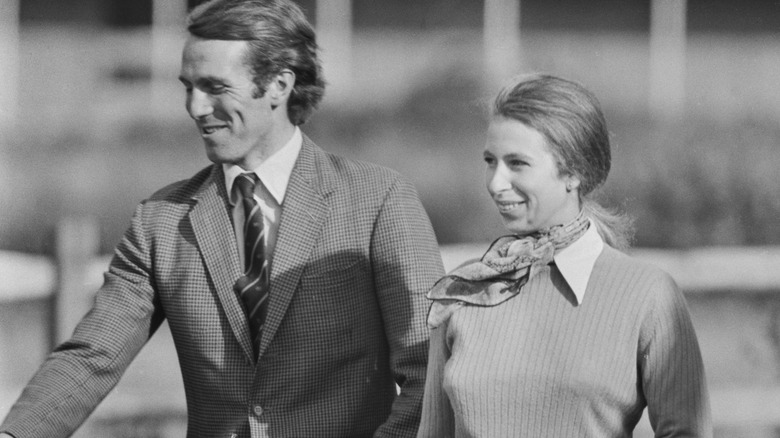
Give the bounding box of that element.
[565,176,581,192]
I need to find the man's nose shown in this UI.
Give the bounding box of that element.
[186,89,213,119]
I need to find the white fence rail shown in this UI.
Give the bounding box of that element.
[6,245,780,302]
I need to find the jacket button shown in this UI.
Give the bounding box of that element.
[253,405,264,416]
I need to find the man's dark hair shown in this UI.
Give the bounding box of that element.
[187,0,325,125]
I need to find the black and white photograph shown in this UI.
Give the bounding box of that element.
[1,1,779,437]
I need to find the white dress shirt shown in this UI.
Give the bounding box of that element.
[553,220,604,304]
[223,127,302,271]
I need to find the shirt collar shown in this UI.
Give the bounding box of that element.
[223,127,302,206]
[552,221,603,304]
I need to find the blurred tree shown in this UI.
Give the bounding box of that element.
[689,0,780,33]
[354,0,483,29]
[521,0,650,32]
[109,0,152,27]
[20,0,113,24]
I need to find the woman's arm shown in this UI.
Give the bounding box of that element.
[417,323,455,438]
[639,273,712,437]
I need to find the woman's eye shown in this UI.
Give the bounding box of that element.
[508,159,527,168]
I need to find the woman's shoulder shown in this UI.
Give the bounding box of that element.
[594,245,680,296]
[592,247,690,336]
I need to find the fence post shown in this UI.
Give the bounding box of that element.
[316,0,353,103]
[0,0,20,131]
[53,217,100,348]
[484,0,522,91]
[649,0,687,121]
[151,0,187,117]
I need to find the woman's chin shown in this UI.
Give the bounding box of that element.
[502,218,534,235]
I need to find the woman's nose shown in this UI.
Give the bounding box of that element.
[487,165,512,194]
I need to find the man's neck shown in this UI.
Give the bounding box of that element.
[238,122,297,171]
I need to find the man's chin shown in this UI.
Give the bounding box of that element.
[203,144,231,164]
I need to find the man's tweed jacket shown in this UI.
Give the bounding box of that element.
[1,136,445,438]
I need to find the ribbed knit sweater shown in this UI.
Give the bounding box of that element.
[417,245,712,437]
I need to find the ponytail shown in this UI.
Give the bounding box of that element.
[582,198,634,251]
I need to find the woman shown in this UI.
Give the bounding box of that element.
[418,74,711,437]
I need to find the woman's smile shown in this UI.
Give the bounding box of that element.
[494,199,526,213]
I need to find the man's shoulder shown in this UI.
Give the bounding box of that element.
[127,164,220,227]
[146,164,216,203]
[327,151,400,181]
[308,142,404,192]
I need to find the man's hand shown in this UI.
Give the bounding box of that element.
[1,433,15,438]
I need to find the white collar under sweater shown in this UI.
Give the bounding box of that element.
[552,221,604,304]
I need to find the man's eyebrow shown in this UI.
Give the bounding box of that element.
[177,75,226,85]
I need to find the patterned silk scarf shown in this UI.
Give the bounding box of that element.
[426,211,590,328]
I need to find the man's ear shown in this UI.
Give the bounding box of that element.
[268,69,296,106]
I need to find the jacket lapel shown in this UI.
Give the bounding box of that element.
[258,136,333,358]
[189,165,255,361]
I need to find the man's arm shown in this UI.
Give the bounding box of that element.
[0,203,163,438]
[369,175,445,438]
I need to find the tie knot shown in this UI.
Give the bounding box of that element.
[234,172,258,201]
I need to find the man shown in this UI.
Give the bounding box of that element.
[0,1,444,437]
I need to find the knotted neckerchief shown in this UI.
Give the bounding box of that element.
[426,211,590,328]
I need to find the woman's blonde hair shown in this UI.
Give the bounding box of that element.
[493,73,634,249]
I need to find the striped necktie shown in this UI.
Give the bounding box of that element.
[232,172,269,357]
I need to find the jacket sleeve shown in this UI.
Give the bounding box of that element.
[0,202,164,438]
[369,175,445,438]
[639,273,713,438]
